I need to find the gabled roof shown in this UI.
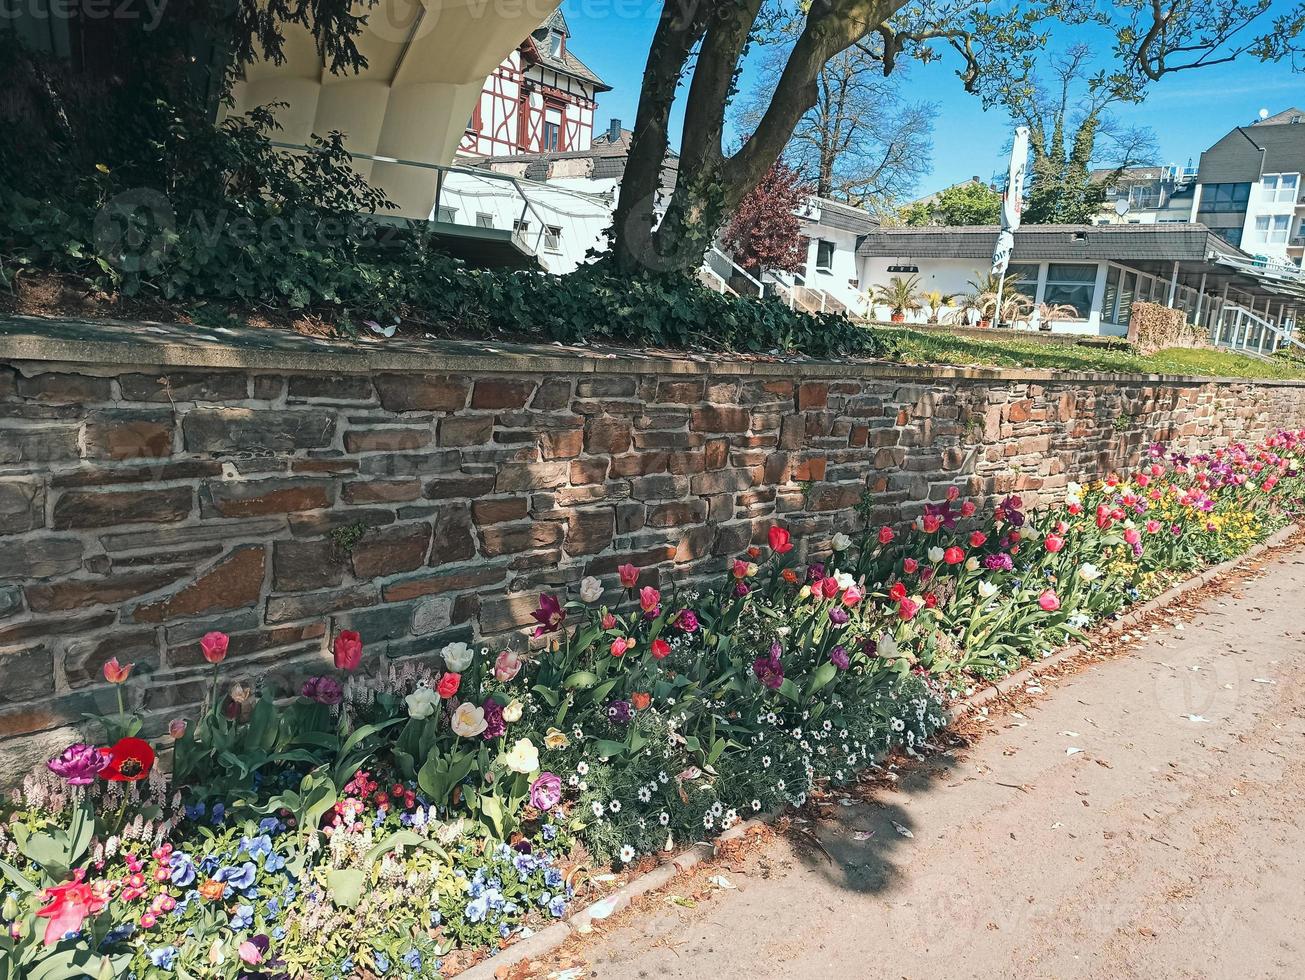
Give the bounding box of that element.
[526,12,610,91]
[1197,114,1305,183]
[1253,107,1305,126]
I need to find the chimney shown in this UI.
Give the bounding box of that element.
[607,118,622,143]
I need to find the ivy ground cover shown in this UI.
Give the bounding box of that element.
[3,432,1303,980]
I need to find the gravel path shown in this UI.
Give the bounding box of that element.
[547,544,1305,980]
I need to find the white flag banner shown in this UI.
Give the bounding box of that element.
[991,125,1029,276]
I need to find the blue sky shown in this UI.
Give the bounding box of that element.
[563,0,1305,198]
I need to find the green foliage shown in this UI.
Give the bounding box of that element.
[901,181,1002,226]
[868,326,1305,380]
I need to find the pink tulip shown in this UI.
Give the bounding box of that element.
[200,631,229,664]
[494,650,522,682]
[1038,590,1061,612]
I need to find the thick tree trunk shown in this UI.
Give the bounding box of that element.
[612,0,907,278]
[610,3,712,275]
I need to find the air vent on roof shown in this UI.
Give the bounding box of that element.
[1071,231,1087,242]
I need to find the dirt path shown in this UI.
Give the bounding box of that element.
[539,544,1305,980]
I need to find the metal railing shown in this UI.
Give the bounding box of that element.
[704,247,764,298]
[1212,304,1305,358]
[268,140,554,256]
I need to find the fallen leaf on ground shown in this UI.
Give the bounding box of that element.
[891,821,914,838]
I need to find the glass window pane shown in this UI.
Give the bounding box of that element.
[1102,266,1120,321]
[1118,272,1135,326]
[1045,263,1097,282]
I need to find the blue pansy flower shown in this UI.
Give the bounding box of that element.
[169,853,196,888]
[148,946,179,970]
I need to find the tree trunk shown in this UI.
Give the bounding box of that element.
[612,0,907,278]
[610,3,713,275]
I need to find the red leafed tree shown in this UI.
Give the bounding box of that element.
[721,161,809,275]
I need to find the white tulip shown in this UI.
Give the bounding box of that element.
[927,547,945,563]
[831,533,852,551]
[441,641,474,672]
[579,576,603,603]
[405,685,440,720]
[1078,563,1102,582]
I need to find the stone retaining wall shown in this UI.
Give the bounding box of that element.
[3,317,1304,780]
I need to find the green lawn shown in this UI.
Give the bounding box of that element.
[867,326,1305,380]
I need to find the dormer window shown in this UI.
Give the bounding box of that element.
[548,30,564,59]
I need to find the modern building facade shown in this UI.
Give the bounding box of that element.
[457,11,609,159]
[1192,108,1305,267]
[857,223,1304,343]
[1092,165,1198,225]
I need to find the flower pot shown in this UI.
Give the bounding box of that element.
[977,318,992,329]
[890,313,906,323]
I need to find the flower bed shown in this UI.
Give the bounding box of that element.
[3,432,1303,979]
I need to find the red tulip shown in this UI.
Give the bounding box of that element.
[943,546,965,565]
[767,525,794,554]
[102,657,133,684]
[36,880,105,947]
[969,531,987,548]
[889,582,908,603]
[878,526,895,546]
[1038,590,1061,612]
[1044,534,1065,553]
[333,630,363,671]
[98,737,155,782]
[651,638,671,659]
[898,598,920,621]
[618,563,639,589]
[436,672,461,698]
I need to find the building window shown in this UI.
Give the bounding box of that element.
[1197,182,1251,213]
[544,225,562,252]
[436,205,458,223]
[1006,263,1039,302]
[815,240,835,271]
[1262,174,1300,204]
[1102,265,1121,322]
[1117,270,1136,327]
[542,106,563,151]
[1254,214,1291,244]
[476,212,495,229]
[1042,263,1096,318]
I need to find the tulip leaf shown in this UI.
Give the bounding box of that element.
[326,868,366,908]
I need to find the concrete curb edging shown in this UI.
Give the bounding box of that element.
[457,524,1299,979]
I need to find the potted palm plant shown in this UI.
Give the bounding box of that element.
[965,272,1032,328]
[1035,301,1079,332]
[922,289,956,325]
[872,275,924,323]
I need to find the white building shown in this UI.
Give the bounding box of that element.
[856,223,1305,347]
[1190,108,1305,268]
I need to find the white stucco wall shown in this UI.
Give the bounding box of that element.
[857,256,1126,335]
[799,225,866,313]
[434,173,609,274]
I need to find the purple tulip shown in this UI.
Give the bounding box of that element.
[675,609,699,633]
[47,743,107,786]
[529,772,563,811]
[752,644,785,690]
[830,645,850,671]
[482,698,505,739]
[531,593,565,637]
[828,606,849,626]
[300,676,343,706]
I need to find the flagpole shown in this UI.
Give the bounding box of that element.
[991,126,1030,330]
